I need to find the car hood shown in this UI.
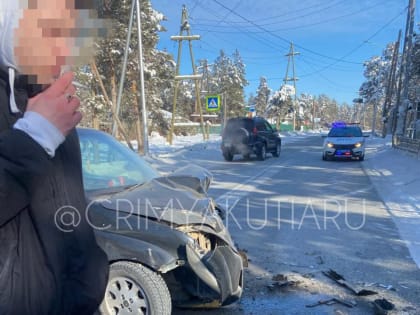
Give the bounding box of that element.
[100,175,223,231]
[167,164,213,193]
[325,136,364,144]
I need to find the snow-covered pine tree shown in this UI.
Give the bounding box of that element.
[77,0,174,148]
[255,77,271,117]
[359,44,393,131]
[212,50,247,118]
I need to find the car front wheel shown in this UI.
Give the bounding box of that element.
[223,150,234,161]
[257,144,266,161]
[272,143,281,157]
[100,261,171,315]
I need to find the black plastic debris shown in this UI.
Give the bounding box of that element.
[268,274,300,290]
[322,269,378,296]
[372,298,395,315]
[315,255,324,265]
[306,297,356,308]
[272,274,288,282]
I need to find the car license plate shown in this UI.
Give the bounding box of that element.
[336,149,350,156]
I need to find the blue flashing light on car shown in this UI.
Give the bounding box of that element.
[331,121,347,128]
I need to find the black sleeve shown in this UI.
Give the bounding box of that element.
[0,129,52,226]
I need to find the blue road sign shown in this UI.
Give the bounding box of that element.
[206,95,220,112]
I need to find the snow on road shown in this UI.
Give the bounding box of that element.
[147,131,420,268]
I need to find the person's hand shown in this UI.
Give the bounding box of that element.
[26,72,82,136]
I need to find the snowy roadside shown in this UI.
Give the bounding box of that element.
[362,136,420,268]
[146,130,315,158]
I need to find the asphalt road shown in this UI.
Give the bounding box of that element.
[151,135,420,315]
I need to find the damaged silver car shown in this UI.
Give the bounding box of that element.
[77,128,244,315]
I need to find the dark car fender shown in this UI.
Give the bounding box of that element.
[252,138,266,150]
[94,229,183,274]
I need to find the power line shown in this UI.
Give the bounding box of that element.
[300,6,407,78]
[299,56,360,91]
[195,0,348,26]
[253,0,351,27]
[208,0,405,67]
[195,0,243,39]
[210,0,362,65]
[264,0,396,31]
[190,1,289,52]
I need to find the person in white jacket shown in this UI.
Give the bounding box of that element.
[0,1,110,314]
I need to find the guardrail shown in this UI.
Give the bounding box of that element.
[393,135,420,157]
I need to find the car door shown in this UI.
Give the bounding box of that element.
[263,119,278,150]
[255,118,276,150]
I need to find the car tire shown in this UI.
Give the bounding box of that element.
[257,144,266,161]
[359,154,364,161]
[223,150,234,161]
[272,143,281,157]
[322,153,329,161]
[100,261,171,315]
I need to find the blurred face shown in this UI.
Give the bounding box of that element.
[13,0,107,84]
[14,0,79,84]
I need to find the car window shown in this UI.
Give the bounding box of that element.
[78,129,159,191]
[264,121,273,131]
[255,121,266,131]
[224,118,253,134]
[328,126,363,137]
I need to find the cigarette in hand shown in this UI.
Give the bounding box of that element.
[72,81,88,90]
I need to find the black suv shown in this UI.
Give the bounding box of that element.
[221,117,281,161]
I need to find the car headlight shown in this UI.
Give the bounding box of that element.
[354,142,362,148]
[187,232,212,257]
[326,142,334,148]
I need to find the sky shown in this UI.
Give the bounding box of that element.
[150,0,415,105]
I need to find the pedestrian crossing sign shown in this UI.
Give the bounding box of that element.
[206,95,220,112]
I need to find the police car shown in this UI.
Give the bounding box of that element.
[322,122,368,161]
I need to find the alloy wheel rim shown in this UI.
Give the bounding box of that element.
[104,276,149,315]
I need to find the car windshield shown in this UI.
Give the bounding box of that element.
[77,128,159,191]
[328,127,362,137]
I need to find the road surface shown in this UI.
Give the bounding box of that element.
[150,134,420,315]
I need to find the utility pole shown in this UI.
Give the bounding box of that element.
[168,5,205,145]
[382,30,401,137]
[312,98,316,130]
[198,59,214,140]
[395,0,416,137]
[112,0,149,155]
[221,92,227,132]
[371,102,378,136]
[199,59,213,95]
[283,42,300,131]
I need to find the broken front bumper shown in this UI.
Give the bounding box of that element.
[185,243,244,306]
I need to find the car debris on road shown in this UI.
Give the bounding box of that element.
[322,269,378,296]
[306,297,357,308]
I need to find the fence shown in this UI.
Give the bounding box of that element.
[175,122,304,136]
[393,135,420,157]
